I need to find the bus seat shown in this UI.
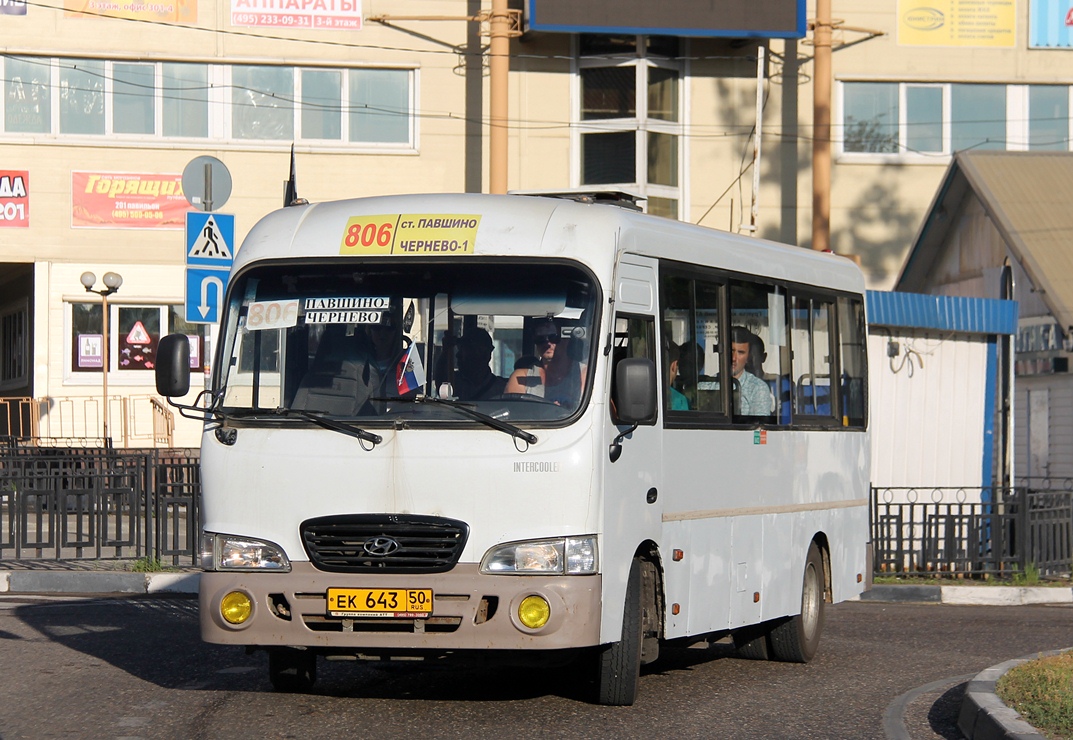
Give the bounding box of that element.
[797,374,831,416]
[767,375,793,424]
[292,326,371,416]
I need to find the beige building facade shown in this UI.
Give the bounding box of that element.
[1,0,1069,446]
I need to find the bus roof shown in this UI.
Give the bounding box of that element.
[232,193,865,294]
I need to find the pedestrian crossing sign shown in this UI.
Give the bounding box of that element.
[186,212,235,268]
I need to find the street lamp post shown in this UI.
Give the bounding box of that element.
[80,271,123,441]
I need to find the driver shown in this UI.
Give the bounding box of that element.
[505,318,586,407]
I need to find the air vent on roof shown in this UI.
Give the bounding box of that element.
[509,189,644,211]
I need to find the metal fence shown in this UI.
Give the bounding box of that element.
[0,437,199,565]
[5,442,1070,577]
[871,485,1073,577]
[0,396,175,448]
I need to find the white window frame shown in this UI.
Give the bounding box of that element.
[63,299,183,387]
[571,37,687,218]
[1,57,418,152]
[838,80,1073,163]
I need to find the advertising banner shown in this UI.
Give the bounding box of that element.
[898,0,1016,47]
[72,171,189,229]
[0,170,29,228]
[230,0,362,30]
[1030,0,1073,48]
[63,0,196,22]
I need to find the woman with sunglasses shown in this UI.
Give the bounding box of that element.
[504,318,585,408]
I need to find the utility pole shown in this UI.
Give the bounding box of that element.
[812,0,832,252]
[369,5,521,194]
[748,45,765,237]
[488,0,510,194]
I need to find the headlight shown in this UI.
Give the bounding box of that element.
[480,536,598,575]
[202,532,291,572]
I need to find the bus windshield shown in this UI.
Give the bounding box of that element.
[217,260,599,424]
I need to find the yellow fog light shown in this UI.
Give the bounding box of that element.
[517,595,550,629]
[220,590,253,625]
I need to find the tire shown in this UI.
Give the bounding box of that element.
[594,559,643,706]
[732,622,772,661]
[268,648,317,692]
[769,541,826,663]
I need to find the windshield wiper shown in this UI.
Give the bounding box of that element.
[379,395,538,445]
[271,407,383,445]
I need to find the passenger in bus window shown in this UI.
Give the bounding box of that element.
[452,328,507,401]
[505,318,585,406]
[746,332,767,378]
[730,326,775,416]
[666,340,690,411]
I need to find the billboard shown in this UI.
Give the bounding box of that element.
[524,0,805,38]
[230,0,362,30]
[1030,0,1073,48]
[63,0,196,22]
[897,0,1016,47]
[72,171,189,229]
[0,170,29,228]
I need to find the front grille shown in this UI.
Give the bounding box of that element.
[300,514,469,573]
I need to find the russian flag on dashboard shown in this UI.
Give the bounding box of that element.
[396,344,425,395]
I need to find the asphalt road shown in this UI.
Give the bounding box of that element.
[0,595,1069,739]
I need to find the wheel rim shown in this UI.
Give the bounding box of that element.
[801,561,821,642]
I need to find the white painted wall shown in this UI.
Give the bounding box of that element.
[868,330,990,492]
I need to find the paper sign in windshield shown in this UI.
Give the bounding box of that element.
[245,297,394,329]
[303,296,390,324]
[246,300,300,331]
[339,214,480,256]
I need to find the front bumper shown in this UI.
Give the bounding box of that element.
[200,561,603,653]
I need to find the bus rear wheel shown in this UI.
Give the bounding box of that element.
[594,558,643,706]
[268,648,317,692]
[769,541,826,663]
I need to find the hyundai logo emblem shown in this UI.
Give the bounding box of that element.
[363,537,400,557]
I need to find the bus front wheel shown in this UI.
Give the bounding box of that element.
[593,558,643,706]
[769,541,826,663]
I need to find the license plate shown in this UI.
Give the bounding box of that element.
[326,587,433,618]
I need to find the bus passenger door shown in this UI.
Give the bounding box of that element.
[600,257,663,644]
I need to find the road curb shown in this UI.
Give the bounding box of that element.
[958,648,1072,740]
[858,584,1073,605]
[0,570,200,594]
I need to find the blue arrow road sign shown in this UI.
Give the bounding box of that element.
[186,267,229,324]
[186,212,235,269]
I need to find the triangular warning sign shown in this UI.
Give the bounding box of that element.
[187,215,233,260]
[126,321,152,345]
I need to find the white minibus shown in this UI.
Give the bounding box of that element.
[156,192,871,705]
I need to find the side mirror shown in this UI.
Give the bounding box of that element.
[613,357,657,424]
[156,334,191,397]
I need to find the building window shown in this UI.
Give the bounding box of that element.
[4,56,50,133]
[163,63,209,138]
[69,302,206,379]
[906,85,943,153]
[1029,86,1069,151]
[301,68,342,141]
[576,36,684,219]
[841,81,1072,157]
[1,56,415,148]
[350,68,411,143]
[0,299,28,390]
[59,58,105,135]
[113,62,155,135]
[950,84,1006,152]
[232,65,295,140]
